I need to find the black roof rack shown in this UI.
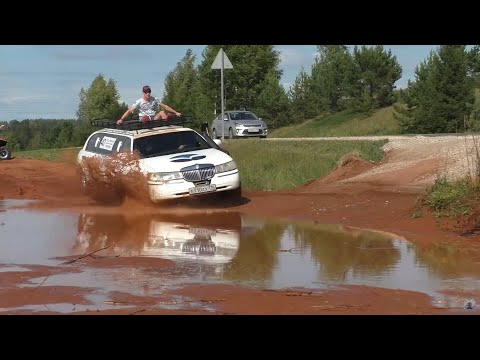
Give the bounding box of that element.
[91,116,189,131]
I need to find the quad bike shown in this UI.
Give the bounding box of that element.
[0,137,11,160]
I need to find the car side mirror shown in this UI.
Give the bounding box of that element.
[259,117,262,121]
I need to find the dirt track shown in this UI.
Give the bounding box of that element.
[2,136,480,314]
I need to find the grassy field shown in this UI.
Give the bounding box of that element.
[13,141,387,191]
[14,147,81,163]
[222,139,387,190]
[269,107,401,138]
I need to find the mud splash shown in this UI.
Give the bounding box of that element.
[77,151,151,204]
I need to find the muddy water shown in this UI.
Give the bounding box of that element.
[1,199,480,312]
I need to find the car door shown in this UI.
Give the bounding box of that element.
[212,113,221,137]
[220,112,230,137]
[212,113,229,138]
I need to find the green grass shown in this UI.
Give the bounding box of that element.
[423,176,477,218]
[222,139,387,190]
[269,107,402,138]
[14,147,81,163]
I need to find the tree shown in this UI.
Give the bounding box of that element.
[311,45,355,112]
[74,74,125,145]
[352,45,402,110]
[430,45,475,132]
[288,68,318,121]
[394,53,437,133]
[253,70,291,129]
[163,50,198,114]
[395,46,475,133]
[467,45,480,86]
[162,49,210,130]
[198,45,283,114]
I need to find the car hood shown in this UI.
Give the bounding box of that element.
[139,147,234,173]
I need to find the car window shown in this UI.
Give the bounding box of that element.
[230,112,258,120]
[133,131,212,158]
[85,133,131,156]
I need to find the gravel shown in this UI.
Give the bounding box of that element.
[268,135,480,184]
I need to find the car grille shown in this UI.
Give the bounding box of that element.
[181,165,215,182]
[242,129,264,134]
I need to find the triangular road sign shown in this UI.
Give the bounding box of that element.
[211,48,233,70]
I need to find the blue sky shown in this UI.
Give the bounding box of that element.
[0,45,439,121]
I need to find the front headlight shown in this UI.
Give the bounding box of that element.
[147,171,183,183]
[215,160,237,173]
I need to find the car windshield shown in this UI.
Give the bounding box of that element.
[133,131,212,158]
[229,112,258,121]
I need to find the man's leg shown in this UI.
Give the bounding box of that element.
[154,111,171,121]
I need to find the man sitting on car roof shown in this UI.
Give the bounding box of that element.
[117,85,182,125]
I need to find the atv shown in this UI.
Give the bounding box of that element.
[0,125,12,160]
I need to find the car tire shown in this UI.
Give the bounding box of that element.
[212,128,217,139]
[228,128,234,139]
[0,146,11,160]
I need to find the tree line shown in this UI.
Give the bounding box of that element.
[1,45,479,151]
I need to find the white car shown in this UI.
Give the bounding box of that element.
[211,110,268,139]
[77,119,241,202]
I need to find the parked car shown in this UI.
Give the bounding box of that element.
[77,118,241,203]
[211,110,268,139]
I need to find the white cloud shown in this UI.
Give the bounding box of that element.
[0,93,56,105]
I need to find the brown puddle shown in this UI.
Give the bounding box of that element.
[1,199,480,312]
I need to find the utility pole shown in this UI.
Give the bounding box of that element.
[211,48,233,140]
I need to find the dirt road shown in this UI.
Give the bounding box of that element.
[1,136,480,314]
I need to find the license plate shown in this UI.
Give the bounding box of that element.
[248,128,260,133]
[188,184,216,195]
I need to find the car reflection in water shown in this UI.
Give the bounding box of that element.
[74,212,242,265]
[145,221,239,264]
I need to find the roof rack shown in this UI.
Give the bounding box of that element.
[91,116,189,131]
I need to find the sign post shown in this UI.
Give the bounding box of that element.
[211,48,233,140]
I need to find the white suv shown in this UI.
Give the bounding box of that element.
[77,118,241,202]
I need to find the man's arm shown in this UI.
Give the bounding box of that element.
[159,103,181,116]
[117,105,136,124]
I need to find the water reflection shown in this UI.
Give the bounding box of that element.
[74,212,243,264]
[290,222,401,281]
[1,202,479,306]
[73,212,480,297]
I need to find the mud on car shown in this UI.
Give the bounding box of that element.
[77,117,241,203]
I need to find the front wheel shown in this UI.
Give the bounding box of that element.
[212,128,217,139]
[0,146,11,160]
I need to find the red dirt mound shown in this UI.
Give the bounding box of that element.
[299,154,375,191]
